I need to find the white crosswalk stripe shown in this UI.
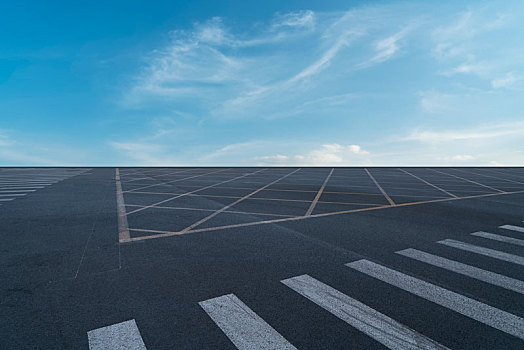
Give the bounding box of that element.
[500,224,524,233]
[0,168,88,205]
[397,248,524,294]
[199,293,297,350]
[346,259,524,340]
[282,274,449,349]
[87,319,147,350]
[471,231,524,247]
[438,239,524,266]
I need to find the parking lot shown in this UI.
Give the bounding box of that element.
[1,167,523,349]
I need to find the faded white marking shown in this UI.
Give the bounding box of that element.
[346,259,524,340]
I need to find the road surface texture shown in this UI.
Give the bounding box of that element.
[1,167,523,349]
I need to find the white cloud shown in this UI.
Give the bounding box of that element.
[403,121,524,143]
[256,143,370,166]
[491,72,517,88]
[272,10,315,29]
[357,27,411,68]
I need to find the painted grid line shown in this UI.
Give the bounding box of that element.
[429,169,505,193]
[305,168,334,216]
[365,168,395,206]
[178,168,302,233]
[125,169,267,216]
[397,168,457,198]
[500,225,524,233]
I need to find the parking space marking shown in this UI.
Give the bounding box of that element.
[87,319,146,350]
[125,169,267,216]
[398,169,457,198]
[282,274,449,350]
[125,204,298,217]
[500,224,524,233]
[199,294,297,350]
[126,189,524,242]
[346,259,524,340]
[305,168,333,216]
[365,168,395,205]
[396,248,524,294]
[429,169,504,193]
[438,239,524,266]
[453,169,524,185]
[116,168,131,242]
[124,168,230,193]
[471,231,524,247]
[179,169,302,233]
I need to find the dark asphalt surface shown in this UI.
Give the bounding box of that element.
[1,167,523,349]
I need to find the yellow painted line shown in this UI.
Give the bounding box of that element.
[115,168,130,243]
[365,168,395,205]
[305,168,334,216]
[126,189,524,242]
[398,168,457,198]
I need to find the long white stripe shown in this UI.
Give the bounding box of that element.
[0,198,14,201]
[87,319,146,350]
[396,248,524,294]
[0,190,36,193]
[500,225,524,233]
[471,231,524,247]
[438,239,524,266]
[282,274,449,349]
[199,294,296,350]
[0,186,44,189]
[0,194,26,197]
[346,259,524,340]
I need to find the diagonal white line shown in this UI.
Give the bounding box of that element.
[398,168,457,198]
[429,169,504,193]
[365,168,395,205]
[124,168,230,193]
[305,168,333,216]
[126,169,267,215]
[347,259,524,340]
[283,274,449,349]
[179,168,301,233]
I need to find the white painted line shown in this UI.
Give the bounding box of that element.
[305,168,334,216]
[126,169,267,216]
[500,224,524,233]
[396,248,524,294]
[126,189,524,242]
[346,259,524,340]
[438,239,524,266]
[179,169,301,233]
[199,294,297,350]
[87,319,146,350]
[454,169,524,185]
[0,194,26,197]
[124,168,230,193]
[0,190,36,193]
[282,274,449,349]
[115,168,130,242]
[398,169,457,198]
[0,186,44,189]
[471,231,524,247]
[0,198,14,201]
[364,169,395,206]
[429,169,504,193]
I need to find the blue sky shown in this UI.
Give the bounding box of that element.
[1,0,523,166]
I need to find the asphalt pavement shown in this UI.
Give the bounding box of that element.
[1,167,523,349]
